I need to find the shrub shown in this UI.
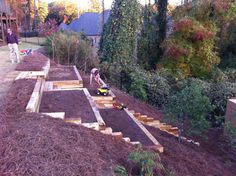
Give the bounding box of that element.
[225,122,236,149]
[161,17,220,79]
[145,72,171,108]
[224,68,236,82]
[166,83,213,136]
[128,147,163,176]
[45,31,98,72]
[205,82,236,126]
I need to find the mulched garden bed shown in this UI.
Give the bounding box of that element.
[15,52,49,71]
[0,79,36,116]
[100,109,154,146]
[145,125,236,176]
[39,90,97,123]
[47,66,78,81]
[0,113,136,176]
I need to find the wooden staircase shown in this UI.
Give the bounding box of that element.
[129,110,179,137]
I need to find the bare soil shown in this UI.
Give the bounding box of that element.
[15,52,48,71]
[0,113,135,176]
[39,90,97,123]
[100,109,154,146]
[0,79,36,116]
[47,66,78,81]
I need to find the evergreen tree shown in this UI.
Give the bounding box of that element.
[154,0,168,68]
[137,4,158,70]
[99,0,141,64]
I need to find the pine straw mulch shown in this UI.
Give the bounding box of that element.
[0,113,135,176]
[15,52,49,71]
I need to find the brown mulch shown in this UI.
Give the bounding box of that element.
[0,113,135,176]
[145,125,236,176]
[100,109,154,146]
[0,79,36,116]
[15,52,49,71]
[47,66,79,81]
[110,84,236,175]
[39,90,97,123]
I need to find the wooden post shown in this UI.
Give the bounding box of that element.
[0,13,4,41]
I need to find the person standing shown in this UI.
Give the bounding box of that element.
[6,28,20,63]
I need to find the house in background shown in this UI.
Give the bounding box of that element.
[0,0,17,43]
[59,10,110,47]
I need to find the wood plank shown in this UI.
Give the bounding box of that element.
[26,78,43,112]
[53,80,82,89]
[112,132,123,139]
[64,118,82,125]
[73,65,83,83]
[123,137,131,142]
[92,96,113,101]
[42,112,65,119]
[100,127,113,135]
[26,92,39,112]
[124,109,164,153]
[83,88,106,126]
[82,122,100,130]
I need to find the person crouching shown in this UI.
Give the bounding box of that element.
[90,68,101,85]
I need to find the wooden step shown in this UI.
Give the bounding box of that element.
[133,112,141,117]
[112,132,123,139]
[146,121,161,126]
[123,137,131,143]
[43,112,65,119]
[130,141,141,145]
[95,100,116,104]
[64,118,82,125]
[100,127,113,135]
[142,117,154,123]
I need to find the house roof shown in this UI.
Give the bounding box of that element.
[66,10,110,36]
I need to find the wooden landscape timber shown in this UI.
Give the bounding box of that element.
[124,109,164,153]
[42,112,65,120]
[26,78,44,113]
[129,109,201,146]
[130,109,179,137]
[15,60,50,80]
[83,88,106,127]
[49,66,83,89]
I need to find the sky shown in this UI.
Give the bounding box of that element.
[43,0,182,9]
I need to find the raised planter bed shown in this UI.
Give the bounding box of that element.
[39,90,97,124]
[15,52,50,79]
[46,66,83,89]
[100,108,163,152]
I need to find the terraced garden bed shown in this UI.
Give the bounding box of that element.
[39,90,97,123]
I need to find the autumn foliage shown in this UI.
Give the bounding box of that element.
[162,18,220,78]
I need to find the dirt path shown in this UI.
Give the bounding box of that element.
[0,43,41,103]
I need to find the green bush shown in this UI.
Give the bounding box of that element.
[166,83,213,136]
[224,68,236,82]
[205,82,236,126]
[45,31,98,72]
[128,147,163,176]
[145,73,171,108]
